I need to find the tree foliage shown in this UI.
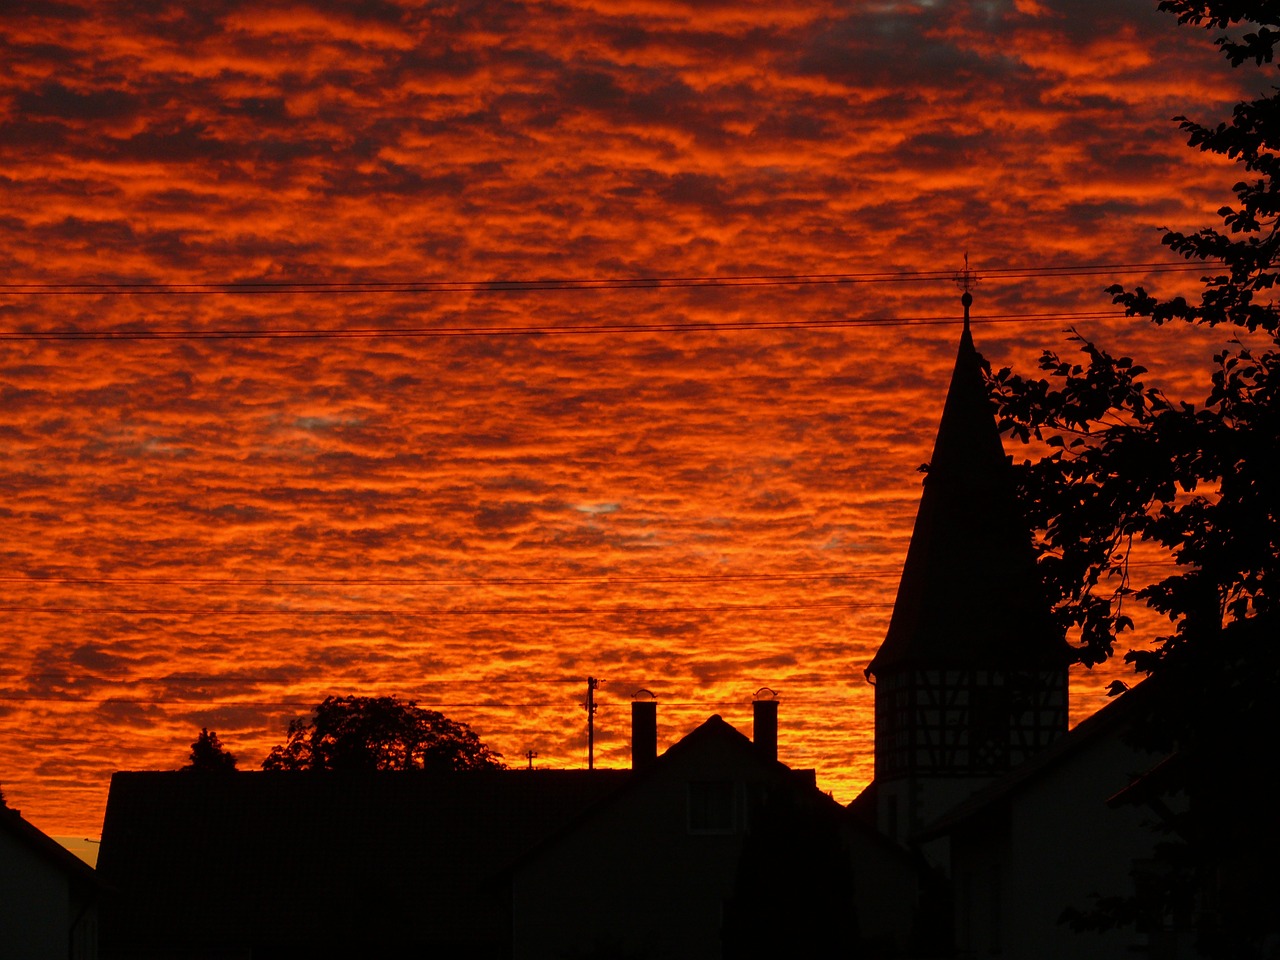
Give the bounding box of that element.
[184,728,238,771]
[991,3,1277,955]
[992,0,1277,676]
[261,695,504,772]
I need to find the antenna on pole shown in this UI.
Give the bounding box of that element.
[584,677,601,770]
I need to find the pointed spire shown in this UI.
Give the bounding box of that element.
[868,290,1063,677]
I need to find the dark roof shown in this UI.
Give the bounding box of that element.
[1106,751,1186,809]
[654,713,786,772]
[917,684,1154,840]
[847,779,877,825]
[507,715,859,877]
[0,804,99,888]
[868,314,1065,675]
[97,768,629,954]
[506,717,795,868]
[519,716,798,839]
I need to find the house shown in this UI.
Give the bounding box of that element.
[510,699,919,959]
[97,765,628,958]
[920,658,1279,960]
[96,698,919,959]
[0,803,99,960]
[918,685,1177,960]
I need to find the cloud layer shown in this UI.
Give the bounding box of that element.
[0,0,1263,834]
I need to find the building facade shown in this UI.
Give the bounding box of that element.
[866,294,1069,843]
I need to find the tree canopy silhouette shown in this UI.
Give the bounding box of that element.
[183,728,237,771]
[993,0,1276,691]
[992,3,1277,955]
[261,695,504,772]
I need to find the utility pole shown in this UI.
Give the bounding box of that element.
[585,677,600,770]
[524,749,537,770]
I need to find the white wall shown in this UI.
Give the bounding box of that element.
[951,729,1171,960]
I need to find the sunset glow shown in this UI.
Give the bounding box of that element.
[0,0,1260,837]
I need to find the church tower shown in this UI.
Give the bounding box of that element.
[866,291,1069,842]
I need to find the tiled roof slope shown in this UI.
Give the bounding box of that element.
[869,320,1065,675]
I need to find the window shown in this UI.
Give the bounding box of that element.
[687,780,737,833]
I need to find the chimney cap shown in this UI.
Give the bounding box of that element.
[632,688,657,701]
[753,687,778,701]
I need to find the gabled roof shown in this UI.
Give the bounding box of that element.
[652,713,795,776]
[868,309,1065,675]
[98,768,630,953]
[506,715,860,877]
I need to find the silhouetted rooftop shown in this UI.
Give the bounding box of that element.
[507,715,819,875]
[0,803,99,887]
[97,768,630,955]
[868,315,1065,675]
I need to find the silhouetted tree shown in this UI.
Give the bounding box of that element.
[183,728,237,771]
[992,3,1277,956]
[261,695,504,772]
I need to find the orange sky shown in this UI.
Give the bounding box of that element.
[0,0,1267,838]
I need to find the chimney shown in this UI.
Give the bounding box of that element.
[753,688,778,762]
[631,690,657,771]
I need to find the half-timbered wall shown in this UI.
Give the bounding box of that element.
[874,668,1067,781]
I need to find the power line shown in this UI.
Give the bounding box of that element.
[0,694,866,707]
[0,261,1201,296]
[0,309,1132,342]
[0,695,568,707]
[1,672,873,690]
[0,561,1172,589]
[0,570,904,587]
[1,674,589,685]
[0,599,887,616]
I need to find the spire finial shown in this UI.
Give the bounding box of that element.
[955,252,976,332]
